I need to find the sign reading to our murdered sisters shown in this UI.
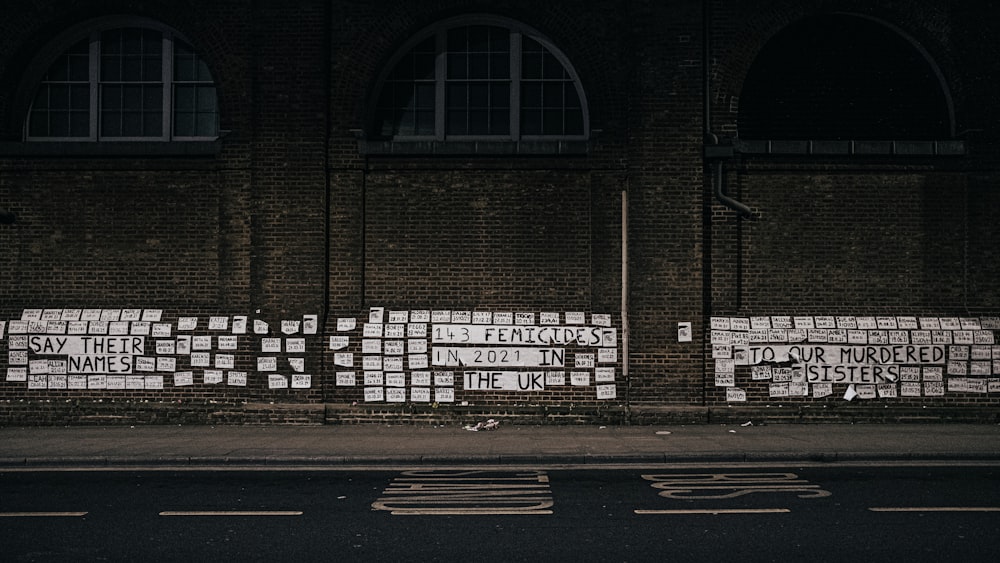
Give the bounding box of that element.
[711,315,999,400]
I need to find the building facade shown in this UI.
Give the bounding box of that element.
[0,0,997,425]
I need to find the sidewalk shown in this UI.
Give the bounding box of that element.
[2,422,1000,468]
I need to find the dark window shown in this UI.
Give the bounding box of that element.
[27,25,218,141]
[739,14,950,140]
[373,19,587,141]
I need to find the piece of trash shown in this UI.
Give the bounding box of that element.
[337,496,347,500]
[463,418,500,432]
[843,384,858,401]
[599,426,607,429]
[741,421,753,427]
[728,430,737,433]
[655,430,672,435]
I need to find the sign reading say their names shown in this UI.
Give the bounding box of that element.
[28,335,145,355]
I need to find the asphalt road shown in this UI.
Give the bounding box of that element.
[1,464,998,562]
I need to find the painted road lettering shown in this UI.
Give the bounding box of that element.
[372,470,553,515]
[641,472,831,500]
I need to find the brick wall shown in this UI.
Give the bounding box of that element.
[0,0,996,424]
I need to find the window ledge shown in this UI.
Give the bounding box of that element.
[734,139,965,157]
[360,139,589,156]
[0,140,223,158]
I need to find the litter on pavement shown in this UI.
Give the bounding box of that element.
[463,419,500,431]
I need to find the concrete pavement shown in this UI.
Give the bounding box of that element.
[2,422,1000,467]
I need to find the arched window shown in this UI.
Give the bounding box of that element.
[25,20,218,141]
[739,14,951,141]
[371,16,588,144]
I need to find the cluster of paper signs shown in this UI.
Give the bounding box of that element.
[709,315,1000,401]
[2,310,319,391]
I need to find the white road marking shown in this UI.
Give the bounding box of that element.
[0,511,88,517]
[869,507,1000,513]
[635,508,791,515]
[387,509,554,515]
[158,510,303,516]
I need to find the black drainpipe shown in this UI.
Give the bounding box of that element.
[703,0,754,219]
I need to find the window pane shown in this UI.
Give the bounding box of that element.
[447,27,467,52]
[123,29,142,54]
[143,56,161,81]
[469,83,488,107]
[101,55,120,81]
[415,83,434,109]
[447,109,466,135]
[102,85,122,110]
[490,109,509,134]
[543,51,567,79]
[48,56,69,81]
[491,52,509,78]
[175,53,195,81]
[196,112,216,136]
[174,110,194,136]
[447,53,467,79]
[70,111,90,137]
[414,109,435,136]
[33,87,51,111]
[446,83,467,109]
[543,83,562,106]
[71,85,89,110]
[123,84,141,108]
[196,86,216,111]
[522,82,542,107]
[491,83,509,109]
[49,84,69,108]
[414,52,435,80]
[565,108,584,134]
[144,85,162,109]
[50,112,69,137]
[490,27,509,51]
[123,111,141,136]
[468,26,489,51]
[468,109,488,134]
[143,110,163,136]
[522,108,541,135]
[101,111,121,137]
[565,85,581,109]
[175,85,194,111]
[543,109,562,135]
[28,111,47,137]
[469,53,489,79]
[68,51,90,81]
[123,55,142,81]
[523,52,543,79]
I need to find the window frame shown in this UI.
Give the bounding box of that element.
[370,15,589,144]
[23,16,218,143]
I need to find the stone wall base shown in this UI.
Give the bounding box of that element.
[1,401,997,426]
